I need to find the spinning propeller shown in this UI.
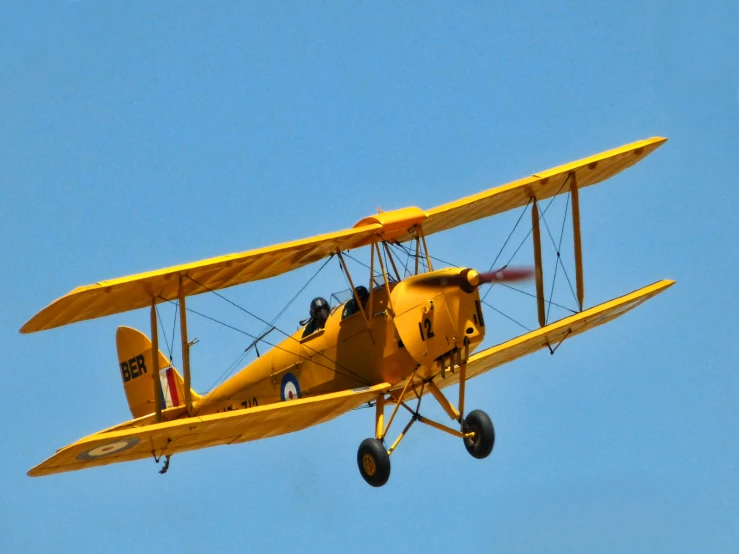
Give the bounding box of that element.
[411,266,534,293]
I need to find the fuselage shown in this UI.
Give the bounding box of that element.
[192,268,488,416]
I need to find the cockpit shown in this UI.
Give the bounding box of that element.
[301,285,378,339]
[300,273,398,339]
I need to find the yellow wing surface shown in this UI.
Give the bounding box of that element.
[21,137,666,333]
[28,383,390,477]
[21,225,382,333]
[392,280,675,400]
[416,136,667,239]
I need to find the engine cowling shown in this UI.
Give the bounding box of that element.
[390,268,486,371]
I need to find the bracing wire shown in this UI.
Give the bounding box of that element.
[343,251,384,284]
[544,190,575,323]
[169,301,179,362]
[155,306,173,361]
[389,241,459,270]
[184,274,372,388]
[180,258,336,397]
[482,175,571,303]
[539,195,579,310]
[485,199,532,274]
[482,300,532,333]
[495,282,577,314]
[253,255,335,339]
[156,297,372,401]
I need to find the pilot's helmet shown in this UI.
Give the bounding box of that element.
[355,286,369,303]
[310,297,330,320]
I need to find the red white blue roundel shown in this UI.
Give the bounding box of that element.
[76,437,140,461]
[281,373,301,401]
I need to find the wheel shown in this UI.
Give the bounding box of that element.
[462,409,495,459]
[357,438,391,487]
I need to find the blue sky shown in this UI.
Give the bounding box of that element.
[2,1,737,552]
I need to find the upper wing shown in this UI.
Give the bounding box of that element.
[391,279,675,400]
[21,224,382,333]
[28,383,389,477]
[417,137,666,239]
[22,137,666,334]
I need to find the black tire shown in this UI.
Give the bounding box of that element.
[463,409,495,459]
[357,438,391,487]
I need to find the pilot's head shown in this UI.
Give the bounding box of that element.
[310,297,330,324]
[355,286,369,304]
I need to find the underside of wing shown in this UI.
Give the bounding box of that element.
[415,137,666,239]
[390,280,674,400]
[28,384,389,477]
[21,224,382,333]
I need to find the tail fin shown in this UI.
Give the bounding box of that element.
[116,326,201,419]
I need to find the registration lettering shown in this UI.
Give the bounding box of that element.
[120,354,147,383]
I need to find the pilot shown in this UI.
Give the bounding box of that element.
[342,285,370,319]
[303,297,330,337]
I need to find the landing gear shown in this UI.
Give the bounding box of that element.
[358,354,495,486]
[462,409,495,459]
[357,438,391,487]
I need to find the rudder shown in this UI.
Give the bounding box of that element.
[116,326,200,418]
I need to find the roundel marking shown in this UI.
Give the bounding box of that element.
[280,373,301,401]
[76,437,141,461]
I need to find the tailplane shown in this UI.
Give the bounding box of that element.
[116,326,201,419]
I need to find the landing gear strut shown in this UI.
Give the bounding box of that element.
[356,352,496,487]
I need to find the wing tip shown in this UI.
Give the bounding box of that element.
[20,314,57,334]
[644,136,668,150]
[19,317,45,334]
[27,466,45,477]
[642,279,676,297]
[20,286,87,334]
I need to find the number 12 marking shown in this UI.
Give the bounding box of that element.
[419,318,435,341]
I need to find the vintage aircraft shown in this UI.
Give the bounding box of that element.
[22,137,673,487]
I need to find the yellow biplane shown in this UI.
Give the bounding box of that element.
[22,137,673,487]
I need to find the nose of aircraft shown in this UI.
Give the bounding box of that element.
[411,266,534,293]
[389,266,534,373]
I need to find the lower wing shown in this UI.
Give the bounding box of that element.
[29,383,390,477]
[392,279,675,399]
